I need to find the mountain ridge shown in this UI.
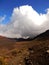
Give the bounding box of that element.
[0,30,49,41]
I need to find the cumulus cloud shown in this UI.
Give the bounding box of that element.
[0,5,49,38]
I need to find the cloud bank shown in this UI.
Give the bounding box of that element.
[0,5,49,38]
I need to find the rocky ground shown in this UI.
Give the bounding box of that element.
[0,40,49,65]
[0,30,49,65]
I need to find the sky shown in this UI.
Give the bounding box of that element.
[0,0,49,38]
[0,0,49,24]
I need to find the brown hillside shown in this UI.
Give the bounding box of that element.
[0,30,49,65]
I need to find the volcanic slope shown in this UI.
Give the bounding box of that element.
[0,30,49,65]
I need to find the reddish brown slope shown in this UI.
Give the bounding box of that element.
[0,36,16,55]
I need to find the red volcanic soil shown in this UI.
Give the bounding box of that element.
[0,36,16,55]
[0,30,49,65]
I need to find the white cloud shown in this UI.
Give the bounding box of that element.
[0,5,49,38]
[0,15,6,23]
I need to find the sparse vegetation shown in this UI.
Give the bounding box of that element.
[0,31,49,65]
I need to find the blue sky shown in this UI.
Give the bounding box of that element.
[0,0,49,38]
[0,0,49,24]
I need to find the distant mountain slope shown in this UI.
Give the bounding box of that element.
[10,37,33,41]
[0,30,49,51]
[33,30,49,41]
